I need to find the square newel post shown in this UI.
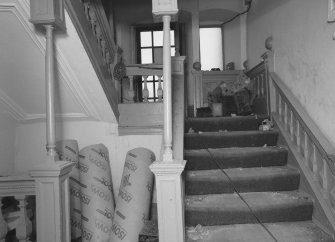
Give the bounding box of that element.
[30,161,74,242]
[150,161,186,242]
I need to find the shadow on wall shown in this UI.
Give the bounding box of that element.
[249,0,292,21]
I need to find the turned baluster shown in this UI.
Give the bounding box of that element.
[321,159,331,199]
[88,9,97,35]
[101,39,106,58]
[312,144,318,181]
[278,94,282,122]
[157,75,163,102]
[128,76,135,103]
[15,195,32,242]
[0,197,8,242]
[261,74,265,97]
[290,110,294,141]
[142,76,149,102]
[257,76,260,97]
[83,1,90,20]
[304,131,309,165]
[296,120,301,152]
[284,102,288,130]
[105,52,111,73]
[95,25,102,46]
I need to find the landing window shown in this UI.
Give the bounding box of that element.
[200,27,224,71]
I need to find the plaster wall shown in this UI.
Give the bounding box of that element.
[223,17,243,70]
[14,121,162,196]
[247,0,335,147]
[0,115,16,176]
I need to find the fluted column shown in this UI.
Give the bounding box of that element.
[163,15,173,162]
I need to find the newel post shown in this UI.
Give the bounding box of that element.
[150,1,186,242]
[262,36,276,115]
[29,1,75,242]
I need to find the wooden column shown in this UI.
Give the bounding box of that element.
[29,1,74,242]
[163,15,173,162]
[151,1,186,241]
[45,25,57,160]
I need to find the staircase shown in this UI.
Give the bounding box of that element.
[184,115,334,241]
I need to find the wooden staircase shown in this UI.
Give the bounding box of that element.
[184,115,334,241]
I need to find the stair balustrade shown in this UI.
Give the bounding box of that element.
[0,175,35,242]
[257,37,335,231]
[271,72,335,216]
[65,0,120,118]
[246,61,270,115]
[124,64,163,103]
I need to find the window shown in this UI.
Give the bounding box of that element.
[200,27,223,71]
[136,26,175,102]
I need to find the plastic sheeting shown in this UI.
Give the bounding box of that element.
[79,144,115,242]
[55,139,82,240]
[111,148,155,242]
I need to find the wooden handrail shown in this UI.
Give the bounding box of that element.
[246,61,265,79]
[126,64,163,76]
[270,72,335,168]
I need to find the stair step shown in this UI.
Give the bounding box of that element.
[186,221,334,242]
[185,146,287,170]
[185,115,268,132]
[185,191,313,226]
[184,130,278,149]
[186,166,300,195]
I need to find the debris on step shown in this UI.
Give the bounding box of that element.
[185,196,206,205]
[187,224,209,241]
[259,119,274,131]
[188,128,195,133]
[263,144,267,147]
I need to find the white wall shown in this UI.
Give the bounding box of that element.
[15,120,162,196]
[0,115,16,176]
[247,0,335,147]
[224,17,243,70]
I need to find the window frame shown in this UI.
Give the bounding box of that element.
[135,24,176,102]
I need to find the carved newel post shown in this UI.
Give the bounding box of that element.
[29,1,75,242]
[150,1,186,242]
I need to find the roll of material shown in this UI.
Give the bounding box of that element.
[79,144,115,242]
[55,140,82,240]
[112,148,155,242]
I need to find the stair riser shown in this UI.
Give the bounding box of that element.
[185,203,313,226]
[184,132,278,150]
[185,174,300,195]
[185,148,288,170]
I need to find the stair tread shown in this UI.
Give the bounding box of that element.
[185,115,269,132]
[184,130,279,149]
[185,191,313,226]
[186,166,300,195]
[186,221,334,242]
[185,146,288,170]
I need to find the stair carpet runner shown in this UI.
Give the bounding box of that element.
[184,115,334,242]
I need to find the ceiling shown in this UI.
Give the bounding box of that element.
[0,0,116,124]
